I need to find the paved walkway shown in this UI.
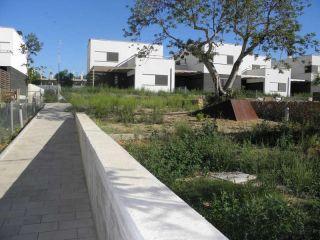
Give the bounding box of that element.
[0,103,97,240]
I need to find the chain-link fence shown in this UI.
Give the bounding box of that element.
[0,92,44,149]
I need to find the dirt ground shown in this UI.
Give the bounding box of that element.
[96,111,276,139]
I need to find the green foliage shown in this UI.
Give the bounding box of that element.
[44,90,58,103]
[195,112,205,121]
[126,0,319,94]
[55,70,74,87]
[63,87,200,124]
[27,68,41,83]
[21,33,43,66]
[20,33,43,83]
[125,122,320,239]
[174,178,307,240]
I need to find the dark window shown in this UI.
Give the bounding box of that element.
[107,52,119,62]
[305,65,312,73]
[155,75,168,86]
[252,65,261,70]
[278,83,286,92]
[227,55,234,65]
[312,65,319,73]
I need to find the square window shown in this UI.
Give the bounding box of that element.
[227,55,234,65]
[252,65,261,70]
[155,75,168,86]
[107,52,119,62]
[278,83,286,92]
[305,65,312,73]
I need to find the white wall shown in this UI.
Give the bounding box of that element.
[0,27,27,75]
[28,84,44,102]
[311,55,320,81]
[241,55,271,72]
[264,68,291,97]
[135,57,175,92]
[88,39,163,71]
[243,67,291,96]
[76,113,228,240]
[286,56,313,81]
[183,43,271,76]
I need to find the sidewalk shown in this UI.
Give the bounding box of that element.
[0,103,97,240]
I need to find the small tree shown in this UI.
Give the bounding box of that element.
[21,33,43,83]
[125,0,319,96]
[54,70,74,87]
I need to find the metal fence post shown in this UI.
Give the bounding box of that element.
[284,107,290,122]
[25,99,28,121]
[19,103,23,128]
[10,101,14,134]
[32,96,36,114]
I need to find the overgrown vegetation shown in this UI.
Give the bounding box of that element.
[63,87,203,124]
[125,121,320,239]
[44,89,58,103]
[65,87,319,238]
[252,101,320,124]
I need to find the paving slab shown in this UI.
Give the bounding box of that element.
[0,103,97,240]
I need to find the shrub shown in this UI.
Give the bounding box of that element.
[44,89,58,103]
[63,87,201,123]
[252,101,320,125]
[173,178,306,240]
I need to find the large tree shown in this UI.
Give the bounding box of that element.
[125,0,319,95]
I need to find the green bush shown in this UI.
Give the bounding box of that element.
[173,178,306,240]
[63,87,201,123]
[44,90,58,103]
[125,122,320,239]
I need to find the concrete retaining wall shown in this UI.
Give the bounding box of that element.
[76,113,228,240]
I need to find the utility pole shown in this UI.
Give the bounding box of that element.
[92,67,95,88]
[57,40,62,100]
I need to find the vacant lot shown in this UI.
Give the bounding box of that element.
[66,87,320,240]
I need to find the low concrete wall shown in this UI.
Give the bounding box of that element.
[75,113,228,240]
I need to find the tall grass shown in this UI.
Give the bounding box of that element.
[125,122,320,239]
[63,87,202,123]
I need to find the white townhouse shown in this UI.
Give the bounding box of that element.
[176,43,291,96]
[0,27,28,95]
[285,55,320,95]
[87,39,175,92]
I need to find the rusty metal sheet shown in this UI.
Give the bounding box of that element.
[231,99,258,121]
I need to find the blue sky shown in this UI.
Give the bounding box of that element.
[1,0,319,76]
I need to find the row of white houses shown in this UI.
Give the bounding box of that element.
[87,39,320,97]
[1,26,319,98]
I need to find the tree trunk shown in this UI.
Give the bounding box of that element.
[203,61,226,96]
[223,57,243,91]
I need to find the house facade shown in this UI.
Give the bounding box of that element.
[176,43,291,96]
[285,55,320,95]
[0,27,27,96]
[87,39,175,92]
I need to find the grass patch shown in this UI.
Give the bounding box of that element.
[63,87,203,124]
[65,87,320,239]
[125,122,320,239]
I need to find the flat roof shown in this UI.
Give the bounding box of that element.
[89,38,162,47]
[175,69,202,76]
[89,66,134,73]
